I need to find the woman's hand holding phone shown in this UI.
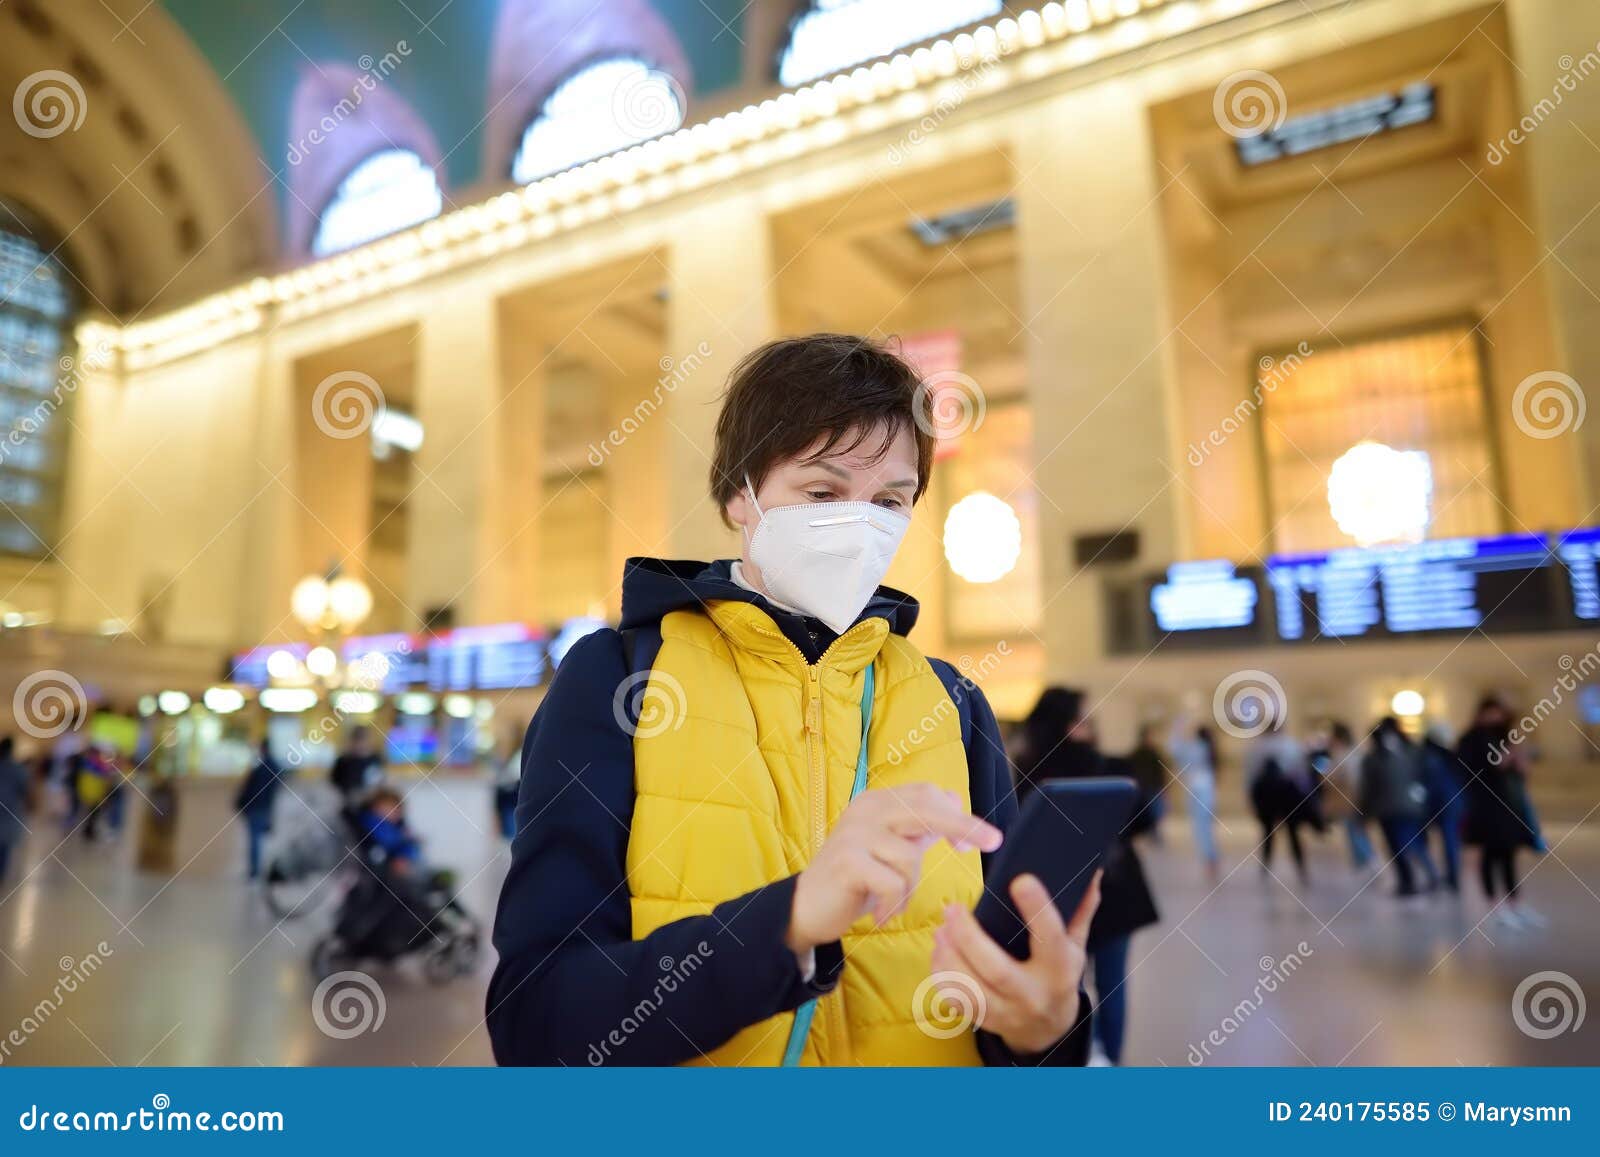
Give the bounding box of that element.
[785,783,1002,957]
[933,871,1101,1055]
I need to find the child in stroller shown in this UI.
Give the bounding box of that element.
[312,787,481,984]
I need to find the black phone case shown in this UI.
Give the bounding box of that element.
[974,777,1140,959]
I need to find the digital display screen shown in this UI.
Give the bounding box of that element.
[1112,528,1597,654]
[231,622,552,692]
[1266,533,1558,642]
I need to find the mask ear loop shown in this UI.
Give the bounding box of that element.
[743,474,765,521]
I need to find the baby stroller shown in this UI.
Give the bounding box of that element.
[310,814,482,985]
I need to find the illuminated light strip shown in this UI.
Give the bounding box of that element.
[82,0,1273,368]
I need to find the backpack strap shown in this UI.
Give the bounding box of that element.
[617,625,665,731]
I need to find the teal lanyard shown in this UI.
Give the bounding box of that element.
[781,663,874,1067]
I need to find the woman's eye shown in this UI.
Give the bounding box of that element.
[805,491,833,502]
[877,497,905,509]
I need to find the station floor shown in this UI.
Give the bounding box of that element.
[1,775,1595,1067]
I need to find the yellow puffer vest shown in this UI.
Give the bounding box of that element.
[627,600,984,1066]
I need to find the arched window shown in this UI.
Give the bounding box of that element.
[0,208,74,556]
[511,57,686,185]
[779,0,1003,87]
[311,149,444,258]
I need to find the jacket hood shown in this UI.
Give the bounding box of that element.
[618,557,920,637]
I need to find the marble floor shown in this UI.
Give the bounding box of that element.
[1,775,1596,1066]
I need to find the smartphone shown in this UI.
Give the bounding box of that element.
[973,777,1140,959]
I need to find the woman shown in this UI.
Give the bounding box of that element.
[1360,718,1438,898]
[234,739,285,880]
[490,335,1098,1066]
[1312,721,1372,871]
[1245,716,1318,884]
[1167,720,1220,880]
[1017,688,1159,1065]
[1458,698,1543,927]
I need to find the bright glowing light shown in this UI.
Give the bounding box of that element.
[305,646,339,678]
[261,687,319,713]
[372,408,424,453]
[137,695,157,717]
[266,649,300,680]
[1391,688,1425,717]
[312,150,443,257]
[512,58,685,184]
[332,690,381,715]
[396,692,436,716]
[1327,441,1433,547]
[290,576,330,630]
[443,694,474,719]
[780,0,1004,86]
[202,687,246,713]
[157,690,191,715]
[943,491,1022,583]
[327,576,373,629]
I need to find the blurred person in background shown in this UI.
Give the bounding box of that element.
[492,736,521,840]
[1245,710,1319,885]
[77,744,120,842]
[1420,722,1466,894]
[0,736,30,881]
[1360,717,1438,899]
[1458,697,1544,928]
[1311,721,1372,872]
[1126,722,1169,843]
[330,727,382,805]
[234,739,286,880]
[1018,688,1160,1065]
[491,335,1098,1067]
[1166,718,1220,881]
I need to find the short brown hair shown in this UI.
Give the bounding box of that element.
[709,334,934,526]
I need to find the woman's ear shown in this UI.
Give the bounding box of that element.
[725,488,754,534]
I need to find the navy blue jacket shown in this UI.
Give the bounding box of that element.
[487,558,1091,1066]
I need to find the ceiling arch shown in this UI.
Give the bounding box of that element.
[0,0,276,317]
[483,0,695,182]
